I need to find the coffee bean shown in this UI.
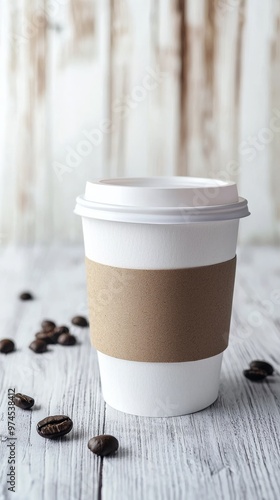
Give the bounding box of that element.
[35,331,59,344]
[41,320,56,332]
[250,360,274,376]
[58,333,76,346]
[29,339,48,353]
[0,339,15,354]
[19,291,34,301]
[243,368,267,382]
[13,393,34,410]
[54,325,70,336]
[88,435,119,456]
[35,332,50,343]
[71,316,88,328]
[37,415,73,439]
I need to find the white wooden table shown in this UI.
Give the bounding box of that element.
[0,245,280,500]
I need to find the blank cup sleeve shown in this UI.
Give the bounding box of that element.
[85,256,237,363]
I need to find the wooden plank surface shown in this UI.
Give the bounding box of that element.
[0,246,280,500]
[1,1,280,245]
[0,245,280,500]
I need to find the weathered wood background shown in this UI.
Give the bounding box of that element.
[0,0,279,244]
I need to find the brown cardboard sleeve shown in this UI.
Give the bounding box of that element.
[85,256,237,363]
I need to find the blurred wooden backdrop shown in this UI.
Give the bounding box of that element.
[0,0,279,244]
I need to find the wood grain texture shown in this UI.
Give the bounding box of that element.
[0,1,280,244]
[0,245,280,500]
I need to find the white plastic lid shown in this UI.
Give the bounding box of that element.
[74,177,250,224]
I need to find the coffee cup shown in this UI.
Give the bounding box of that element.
[75,177,250,416]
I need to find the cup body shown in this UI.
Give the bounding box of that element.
[82,217,238,416]
[75,177,249,417]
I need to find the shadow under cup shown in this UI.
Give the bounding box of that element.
[75,177,250,417]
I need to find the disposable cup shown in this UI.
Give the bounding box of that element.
[75,177,249,417]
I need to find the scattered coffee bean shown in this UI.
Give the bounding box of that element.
[54,325,70,336]
[243,368,267,382]
[29,339,48,353]
[71,316,88,327]
[41,320,56,332]
[58,333,76,346]
[35,331,59,344]
[0,339,15,354]
[13,393,34,410]
[250,360,274,376]
[88,435,119,456]
[37,415,73,439]
[19,291,34,301]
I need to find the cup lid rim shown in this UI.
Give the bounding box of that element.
[75,196,250,224]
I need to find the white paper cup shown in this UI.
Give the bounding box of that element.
[75,177,249,417]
